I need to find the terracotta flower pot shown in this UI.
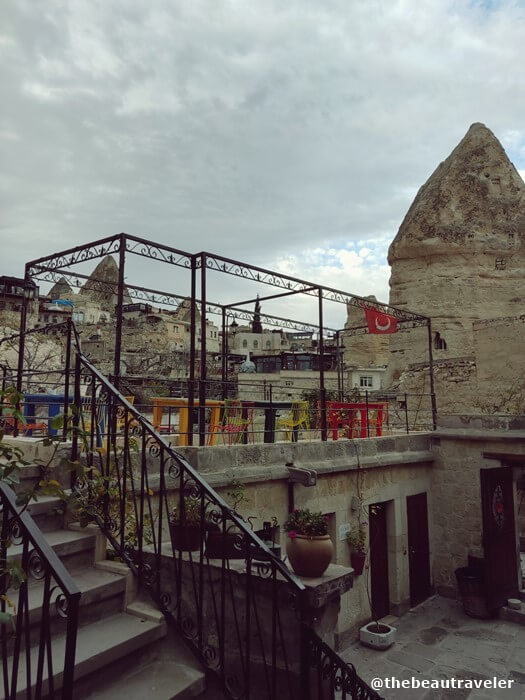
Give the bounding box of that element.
[169,522,203,552]
[286,534,333,578]
[351,551,366,575]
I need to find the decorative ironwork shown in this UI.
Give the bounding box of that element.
[26,234,121,276]
[0,482,81,700]
[64,339,382,700]
[303,626,384,699]
[124,234,193,269]
[203,251,426,321]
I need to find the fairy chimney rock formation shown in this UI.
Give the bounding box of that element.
[343,296,389,368]
[49,276,73,301]
[79,256,131,313]
[387,122,525,407]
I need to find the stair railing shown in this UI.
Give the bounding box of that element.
[69,343,383,700]
[0,482,81,700]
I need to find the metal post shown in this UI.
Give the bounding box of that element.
[188,256,197,446]
[221,307,227,401]
[63,319,72,440]
[318,289,327,441]
[336,330,343,401]
[199,253,207,446]
[16,269,30,396]
[426,319,438,430]
[404,392,409,434]
[71,352,81,464]
[113,234,126,390]
[365,390,370,438]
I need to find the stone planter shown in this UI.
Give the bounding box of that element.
[169,522,203,552]
[350,551,366,575]
[359,622,397,650]
[286,534,334,578]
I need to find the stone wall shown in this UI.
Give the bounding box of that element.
[177,434,434,646]
[432,415,525,597]
[474,314,525,413]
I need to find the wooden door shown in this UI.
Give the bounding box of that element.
[407,493,431,606]
[480,466,519,609]
[369,502,389,619]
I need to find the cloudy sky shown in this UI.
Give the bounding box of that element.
[1,0,525,329]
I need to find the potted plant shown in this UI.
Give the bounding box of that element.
[346,523,367,575]
[169,495,203,552]
[283,508,333,578]
[206,478,248,559]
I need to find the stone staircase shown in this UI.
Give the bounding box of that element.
[4,467,209,700]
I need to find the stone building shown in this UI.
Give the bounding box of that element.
[386,122,525,414]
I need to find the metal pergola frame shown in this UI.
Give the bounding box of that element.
[21,233,437,443]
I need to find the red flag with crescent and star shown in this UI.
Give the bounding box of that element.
[363,307,398,334]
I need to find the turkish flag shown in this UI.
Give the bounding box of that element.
[363,308,398,334]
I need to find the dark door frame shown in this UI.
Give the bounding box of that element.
[407,492,432,607]
[480,456,520,609]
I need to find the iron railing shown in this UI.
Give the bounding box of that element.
[0,483,81,700]
[302,627,383,700]
[69,346,383,700]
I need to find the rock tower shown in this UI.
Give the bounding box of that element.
[79,256,131,313]
[387,122,525,412]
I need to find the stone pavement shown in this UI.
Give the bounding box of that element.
[340,596,525,700]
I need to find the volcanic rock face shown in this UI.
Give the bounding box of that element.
[79,256,130,313]
[344,296,389,368]
[49,276,73,300]
[387,123,525,411]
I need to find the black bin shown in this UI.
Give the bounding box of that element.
[455,566,491,619]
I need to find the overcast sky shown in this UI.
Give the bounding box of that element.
[1,0,524,329]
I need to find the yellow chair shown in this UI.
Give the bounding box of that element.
[276,401,310,442]
[218,400,255,445]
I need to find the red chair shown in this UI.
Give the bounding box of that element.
[218,400,255,445]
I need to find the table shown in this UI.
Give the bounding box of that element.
[247,400,295,443]
[151,397,224,446]
[325,401,388,440]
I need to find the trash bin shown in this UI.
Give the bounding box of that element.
[455,566,491,619]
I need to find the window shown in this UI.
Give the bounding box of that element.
[253,340,258,349]
[434,332,447,350]
[360,376,373,388]
[265,340,271,349]
[242,339,248,348]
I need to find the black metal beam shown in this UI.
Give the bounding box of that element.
[224,286,317,308]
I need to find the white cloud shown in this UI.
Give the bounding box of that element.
[0,0,524,308]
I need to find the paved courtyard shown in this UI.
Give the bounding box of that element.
[340,596,525,700]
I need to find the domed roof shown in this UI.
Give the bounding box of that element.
[239,353,256,373]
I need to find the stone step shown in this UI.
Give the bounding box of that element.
[2,565,128,658]
[7,527,97,572]
[26,494,67,532]
[6,565,127,628]
[82,658,206,700]
[1,611,167,700]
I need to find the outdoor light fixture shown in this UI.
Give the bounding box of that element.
[286,461,317,512]
[23,278,36,301]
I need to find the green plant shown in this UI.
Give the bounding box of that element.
[170,495,202,526]
[225,476,246,512]
[346,524,367,553]
[283,508,328,537]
